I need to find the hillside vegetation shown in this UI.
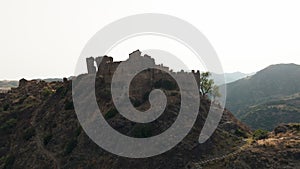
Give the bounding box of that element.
[225,63,300,130]
[0,76,249,169]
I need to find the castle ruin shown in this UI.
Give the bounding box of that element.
[86,50,200,88]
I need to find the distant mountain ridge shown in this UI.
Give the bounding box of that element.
[225,63,300,130]
[0,80,18,89]
[211,72,254,85]
[0,78,73,89]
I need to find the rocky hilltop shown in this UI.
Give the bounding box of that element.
[0,52,298,169]
[0,78,249,169]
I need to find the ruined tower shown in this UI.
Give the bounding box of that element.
[86,57,96,74]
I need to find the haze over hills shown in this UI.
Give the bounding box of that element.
[225,63,300,130]
[0,81,18,89]
[0,72,251,90]
[0,78,74,89]
[211,72,255,85]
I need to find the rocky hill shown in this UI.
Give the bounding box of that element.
[0,74,250,169]
[1,52,299,168]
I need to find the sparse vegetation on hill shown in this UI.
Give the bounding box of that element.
[1,55,299,168]
[0,74,249,168]
[225,64,300,130]
[239,93,300,130]
[197,123,300,169]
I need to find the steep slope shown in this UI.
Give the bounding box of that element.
[225,64,300,129]
[193,123,300,169]
[0,76,250,169]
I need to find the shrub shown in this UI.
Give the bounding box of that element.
[104,108,118,119]
[252,129,268,140]
[64,139,77,155]
[132,125,152,138]
[64,100,74,110]
[42,88,53,97]
[142,91,150,101]
[3,155,15,169]
[0,118,17,132]
[23,127,35,141]
[131,98,142,107]
[75,127,82,137]
[99,89,111,100]
[43,133,53,145]
[56,86,68,96]
[3,104,9,111]
[234,128,248,138]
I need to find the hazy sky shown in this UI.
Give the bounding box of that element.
[1,0,300,80]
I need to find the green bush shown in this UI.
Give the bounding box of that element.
[64,100,74,110]
[252,129,268,140]
[0,118,17,132]
[42,88,53,97]
[56,86,68,96]
[64,139,77,155]
[43,133,53,145]
[132,125,152,138]
[75,127,82,137]
[3,104,9,111]
[99,89,111,100]
[234,128,248,138]
[142,91,150,101]
[104,108,118,119]
[131,98,142,107]
[23,127,36,141]
[3,155,15,169]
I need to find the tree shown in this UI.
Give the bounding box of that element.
[200,72,214,96]
[252,129,268,140]
[212,85,221,100]
[199,72,221,99]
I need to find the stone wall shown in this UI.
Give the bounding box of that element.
[86,50,201,88]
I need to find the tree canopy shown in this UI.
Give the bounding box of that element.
[199,72,220,99]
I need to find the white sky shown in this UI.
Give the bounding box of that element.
[1,0,300,80]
